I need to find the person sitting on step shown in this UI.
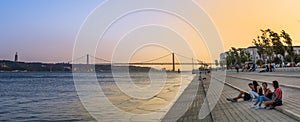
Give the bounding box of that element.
[251,82,273,109]
[264,80,283,109]
[226,82,259,102]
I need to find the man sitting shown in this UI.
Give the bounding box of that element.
[226,83,258,102]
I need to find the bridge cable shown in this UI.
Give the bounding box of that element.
[67,55,87,63]
[90,55,111,63]
[174,53,194,60]
[139,53,171,63]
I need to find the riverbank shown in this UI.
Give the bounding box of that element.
[0,60,154,72]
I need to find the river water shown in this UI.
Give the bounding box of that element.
[0,72,194,121]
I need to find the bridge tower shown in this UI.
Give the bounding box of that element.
[172,53,175,72]
[87,54,89,64]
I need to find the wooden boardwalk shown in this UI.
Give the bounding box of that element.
[163,73,298,122]
[226,72,300,121]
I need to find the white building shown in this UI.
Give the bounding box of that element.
[219,52,227,66]
[220,46,300,64]
[243,46,260,63]
[219,46,259,65]
[292,46,300,55]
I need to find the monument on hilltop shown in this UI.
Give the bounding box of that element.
[14,52,18,62]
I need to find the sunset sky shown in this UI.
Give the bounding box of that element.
[1,0,300,64]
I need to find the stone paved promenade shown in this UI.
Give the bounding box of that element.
[162,75,213,122]
[163,72,297,122]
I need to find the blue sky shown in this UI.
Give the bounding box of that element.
[1,0,299,64]
[0,0,103,62]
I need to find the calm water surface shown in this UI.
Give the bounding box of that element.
[0,72,96,122]
[0,72,188,121]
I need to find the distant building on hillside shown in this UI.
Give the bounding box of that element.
[220,46,300,65]
[14,52,18,62]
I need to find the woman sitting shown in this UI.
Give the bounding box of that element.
[251,82,273,109]
[264,80,283,109]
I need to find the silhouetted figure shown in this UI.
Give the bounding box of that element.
[235,64,240,73]
[199,72,202,80]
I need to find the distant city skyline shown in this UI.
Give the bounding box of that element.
[1,0,300,63]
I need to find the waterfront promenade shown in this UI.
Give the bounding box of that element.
[163,71,300,121]
[226,71,300,121]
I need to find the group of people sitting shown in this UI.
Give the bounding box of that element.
[226,80,283,109]
[259,63,276,73]
[241,63,257,72]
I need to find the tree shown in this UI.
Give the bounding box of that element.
[261,29,274,62]
[239,48,251,63]
[231,47,243,65]
[226,51,235,69]
[253,29,294,65]
[285,55,293,62]
[224,47,251,69]
[215,60,219,66]
[295,54,300,63]
[285,54,299,63]
[225,49,238,69]
[273,57,282,64]
[281,30,295,63]
[253,30,271,63]
[267,29,285,59]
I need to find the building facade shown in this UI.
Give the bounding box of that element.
[292,46,300,55]
[220,46,300,65]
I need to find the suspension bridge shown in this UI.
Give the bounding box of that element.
[68,52,214,72]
